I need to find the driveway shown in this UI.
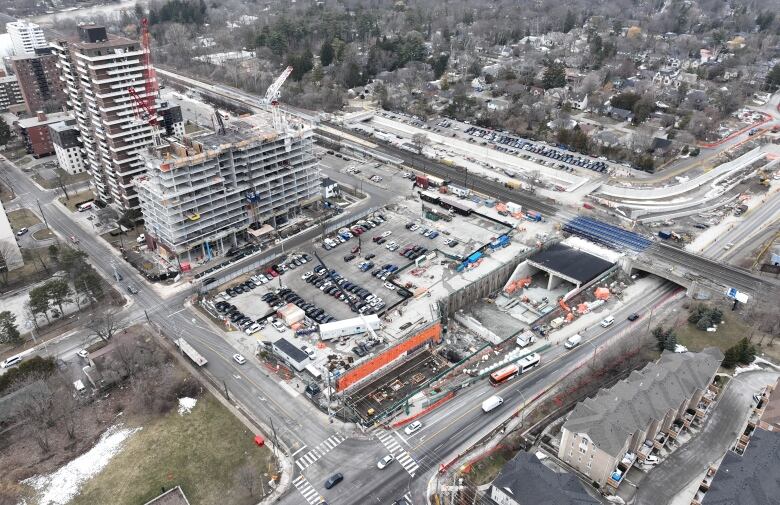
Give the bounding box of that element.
[633,370,779,505]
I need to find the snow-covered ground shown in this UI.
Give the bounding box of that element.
[22,425,141,505]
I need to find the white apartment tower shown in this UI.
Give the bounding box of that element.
[6,21,47,56]
[51,25,160,211]
[135,115,321,263]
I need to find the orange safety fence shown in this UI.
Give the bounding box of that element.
[336,322,442,391]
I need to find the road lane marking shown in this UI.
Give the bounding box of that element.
[291,444,308,457]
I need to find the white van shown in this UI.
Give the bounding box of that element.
[564,334,582,349]
[1,354,23,369]
[516,331,537,348]
[482,395,504,413]
[600,315,615,328]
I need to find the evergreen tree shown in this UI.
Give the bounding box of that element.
[542,62,566,89]
[320,39,335,67]
[766,63,780,92]
[563,10,576,33]
[663,330,677,351]
[0,117,11,146]
[0,311,21,344]
[722,347,739,368]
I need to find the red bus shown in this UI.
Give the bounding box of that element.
[488,353,541,386]
[489,364,519,386]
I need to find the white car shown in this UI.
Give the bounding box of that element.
[301,345,316,360]
[301,271,313,280]
[233,353,247,365]
[377,454,395,469]
[271,320,286,332]
[383,282,396,291]
[381,231,392,237]
[245,323,261,335]
[404,420,423,435]
[77,349,89,359]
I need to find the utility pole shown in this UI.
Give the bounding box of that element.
[222,378,230,401]
[269,416,279,458]
[36,199,49,230]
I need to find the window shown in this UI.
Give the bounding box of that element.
[587,455,594,469]
[579,438,588,454]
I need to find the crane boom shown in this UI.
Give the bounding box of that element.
[265,66,294,103]
[128,17,161,144]
[265,66,293,132]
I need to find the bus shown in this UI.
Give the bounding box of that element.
[488,353,541,386]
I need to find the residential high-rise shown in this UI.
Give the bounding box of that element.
[6,21,47,56]
[135,114,321,263]
[51,25,162,211]
[0,76,24,111]
[11,47,67,114]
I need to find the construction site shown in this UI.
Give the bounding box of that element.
[134,113,321,263]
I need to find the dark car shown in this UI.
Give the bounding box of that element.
[344,254,356,262]
[627,313,640,321]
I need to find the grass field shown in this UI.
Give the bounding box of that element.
[58,189,95,212]
[674,312,780,363]
[32,228,54,240]
[6,208,42,230]
[32,168,91,190]
[71,393,275,505]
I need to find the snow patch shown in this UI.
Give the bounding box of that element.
[674,344,688,353]
[734,363,762,376]
[178,397,197,415]
[22,424,140,505]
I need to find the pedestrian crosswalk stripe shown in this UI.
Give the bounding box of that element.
[371,427,419,477]
[293,475,323,505]
[295,433,347,471]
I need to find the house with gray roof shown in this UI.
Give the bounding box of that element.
[489,451,600,505]
[700,428,780,505]
[558,348,723,492]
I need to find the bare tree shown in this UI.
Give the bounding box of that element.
[19,383,56,453]
[235,462,259,497]
[86,309,125,343]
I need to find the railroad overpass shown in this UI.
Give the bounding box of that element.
[319,123,778,299]
[152,67,776,300]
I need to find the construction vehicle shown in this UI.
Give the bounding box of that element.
[524,211,542,222]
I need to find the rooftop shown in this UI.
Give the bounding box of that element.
[492,451,600,505]
[527,242,614,284]
[274,338,309,364]
[562,348,723,457]
[16,111,73,129]
[702,428,780,505]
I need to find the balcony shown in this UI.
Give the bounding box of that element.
[683,409,696,428]
[665,420,684,440]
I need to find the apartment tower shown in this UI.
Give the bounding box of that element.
[11,47,67,114]
[52,25,160,211]
[6,21,47,56]
[135,114,321,263]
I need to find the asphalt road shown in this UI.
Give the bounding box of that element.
[701,190,780,258]
[273,281,680,505]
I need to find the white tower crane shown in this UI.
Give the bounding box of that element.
[265,66,294,132]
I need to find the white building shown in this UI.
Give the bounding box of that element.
[49,120,86,175]
[0,200,24,272]
[6,21,47,56]
[134,114,321,263]
[51,25,161,211]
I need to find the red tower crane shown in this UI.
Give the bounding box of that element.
[128,18,159,128]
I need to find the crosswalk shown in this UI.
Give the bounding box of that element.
[372,428,420,477]
[292,475,323,505]
[295,434,346,471]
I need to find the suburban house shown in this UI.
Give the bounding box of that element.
[558,348,723,492]
[607,107,634,122]
[489,452,599,505]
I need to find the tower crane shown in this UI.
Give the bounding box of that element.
[265,66,293,132]
[128,18,161,144]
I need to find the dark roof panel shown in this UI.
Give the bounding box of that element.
[492,452,600,505]
[528,243,613,284]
